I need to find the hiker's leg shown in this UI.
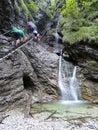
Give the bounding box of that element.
[20,37,24,42]
[16,39,20,45]
[13,32,20,45]
[24,35,28,41]
[12,40,15,45]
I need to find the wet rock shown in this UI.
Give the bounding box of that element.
[87,125,95,129]
[62,39,98,101]
[92,99,98,104]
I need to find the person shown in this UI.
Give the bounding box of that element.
[11,26,27,45]
[37,33,41,41]
[27,21,37,34]
[33,30,41,41]
[27,21,41,41]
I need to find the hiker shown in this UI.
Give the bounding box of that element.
[37,33,41,41]
[11,26,27,45]
[27,21,37,34]
[33,30,41,41]
[27,21,41,41]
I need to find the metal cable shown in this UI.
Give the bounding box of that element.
[0,38,33,62]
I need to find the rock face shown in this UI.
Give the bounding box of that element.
[70,40,98,82]
[1,0,98,108]
[63,39,98,101]
[0,42,59,112]
[0,0,15,30]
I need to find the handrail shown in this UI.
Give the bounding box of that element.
[0,28,46,62]
[0,38,33,62]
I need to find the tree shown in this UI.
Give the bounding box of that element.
[58,0,98,44]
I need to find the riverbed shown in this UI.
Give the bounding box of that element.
[0,101,98,130]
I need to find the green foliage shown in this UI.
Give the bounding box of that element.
[15,0,39,21]
[87,11,98,20]
[44,0,56,20]
[80,0,98,18]
[46,5,56,20]
[58,0,98,44]
[79,0,97,8]
[20,0,33,19]
[35,0,61,20]
[60,0,79,18]
[26,0,38,12]
[62,25,98,44]
[0,45,3,49]
[15,1,21,13]
[15,0,61,21]
[87,60,97,64]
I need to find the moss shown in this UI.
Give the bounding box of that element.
[46,6,56,20]
[26,0,38,12]
[20,0,33,19]
[15,0,35,21]
[15,1,21,13]
[0,45,4,49]
[87,60,97,65]
[35,0,60,20]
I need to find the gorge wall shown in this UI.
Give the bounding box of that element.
[0,0,15,31]
[0,42,59,112]
[62,39,98,102]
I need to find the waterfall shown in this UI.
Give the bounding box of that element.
[69,66,79,100]
[58,56,80,101]
[53,31,59,53]
[58,55,65,100]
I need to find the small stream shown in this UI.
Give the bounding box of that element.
[30,38,98,122]
[30,101,98,121]
[30,55,98,122]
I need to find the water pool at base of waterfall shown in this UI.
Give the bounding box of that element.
[30,101,98,120]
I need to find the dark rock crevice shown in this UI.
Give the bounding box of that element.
[23,74,36,92]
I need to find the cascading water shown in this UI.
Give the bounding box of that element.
[58,55,81,101]
[58,55,65,100]
[69,66,79,100]
[53,31,59,53]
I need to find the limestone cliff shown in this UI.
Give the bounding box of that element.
[0,41,59,112]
